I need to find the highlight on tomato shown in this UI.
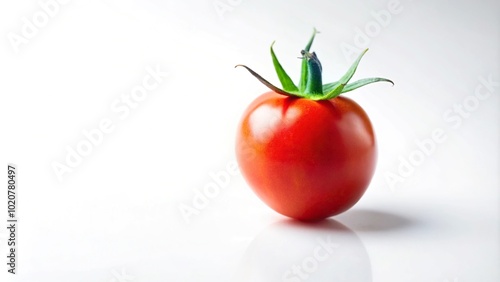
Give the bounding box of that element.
[235,29,393,221]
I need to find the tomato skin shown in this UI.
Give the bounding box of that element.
[236,91,377,221]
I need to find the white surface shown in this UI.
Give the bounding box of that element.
[0,0,498,281]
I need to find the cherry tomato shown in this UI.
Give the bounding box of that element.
[236,92,376,220]
[235,29,392,220]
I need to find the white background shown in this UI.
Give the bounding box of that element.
[0,0,499,281]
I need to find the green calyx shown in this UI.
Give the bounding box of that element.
[236,28,394,100]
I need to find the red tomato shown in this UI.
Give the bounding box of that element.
[236,92,376,221]
[235,29,392,220]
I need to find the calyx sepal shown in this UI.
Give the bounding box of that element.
[236,29,394,100]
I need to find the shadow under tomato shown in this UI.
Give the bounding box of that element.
[234,218,372,282]
[335,208,417,232]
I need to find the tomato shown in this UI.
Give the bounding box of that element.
[236,92,376,220]
[235,29,392,220]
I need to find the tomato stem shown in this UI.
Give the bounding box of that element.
[299,28,319,93]
[302,50,323,98]
[236,29,394,100]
